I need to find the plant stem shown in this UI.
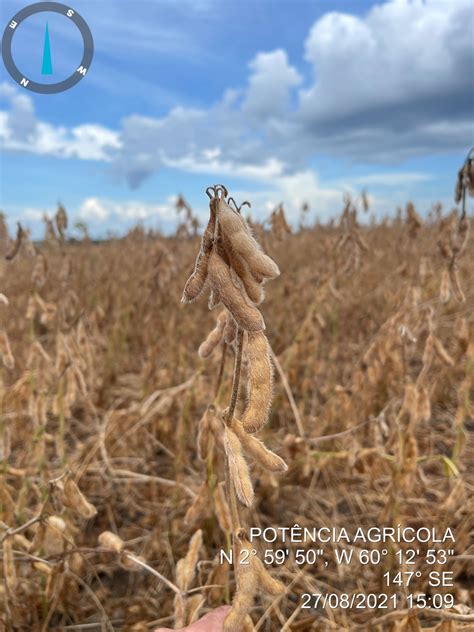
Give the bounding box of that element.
[225,458,241,532]
[225,329,243,427]
[214,341,228,400]
[224,328,244,553]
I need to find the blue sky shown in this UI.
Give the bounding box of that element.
[0,0,473,237]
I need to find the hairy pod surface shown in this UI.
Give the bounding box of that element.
[452,216,470,257]
[3,537,17,593]
[242,332,273,433]
[229,257,264,305]
[98,531,124,553]
[208,251,265,332]
[217,199,280,280]
[439,269,451,304]
[223,313,237,345]
[224,427,254,507]
[176,529,202,591]
[213,482,233,533]
[208,287,221,310]
[223,536,258,632]
[197,407,211,461]
[184,483,209,526]
[181,246,211,304]
[433,336,455,366]
[59,478,97,519]
[222,232,264,304]
[181,212,216,303]
[0,331,14,370]
[450,266,466,302]
[198,310,227,358]
[231,418,287,472]
[251,554,285,595]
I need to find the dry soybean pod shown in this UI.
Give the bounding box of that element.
[175,529,202,592]
[208,250,265,332]
[439,269,451,304]
[213,482,232,533]
[5,223,24,261]
[98,531,124,553]
[224,312,237,345]
[0,331,14,370]
[222,232,264,304]
[197,407,211,461]
[181,243,211,303]
[223,427,254,507]
[198,310,227,358]
[231,418,287,472]
[59,477,97,519]
[208,287,221,310]
[217,198,280,280]
[242,331,273,433]
[450,265,466,302]
[223,534,258,632]
[185,482,209,525]
[3,537,17,593]
[181,209,216,303]
[433,336,455,366]
[229,256,264,305]
[251,554,285,595]
[452,215,470,257]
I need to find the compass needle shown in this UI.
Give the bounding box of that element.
[41,21,53,75]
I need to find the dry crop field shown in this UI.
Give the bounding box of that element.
[0,163,473,631]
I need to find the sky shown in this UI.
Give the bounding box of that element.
[0,0,473,237]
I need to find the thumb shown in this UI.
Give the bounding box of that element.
[155,605,232,632]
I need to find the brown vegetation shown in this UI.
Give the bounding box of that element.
[0,157,473,631]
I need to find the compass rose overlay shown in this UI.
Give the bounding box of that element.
[2,2,93,94]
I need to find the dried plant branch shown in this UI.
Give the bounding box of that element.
[270,347,305,438]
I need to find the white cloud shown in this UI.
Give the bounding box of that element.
[109,0,474,186]
[242,49,301,119]
[335,172,433,187]
[79,198,110,221]
[23,208,46,222]
[0,82,121,161]
[1,0,472,191]
[68,125,122,161]
[229,169,343,225]
[163,154,285,181]
[302,0,471,113]
[78,196,178,222]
